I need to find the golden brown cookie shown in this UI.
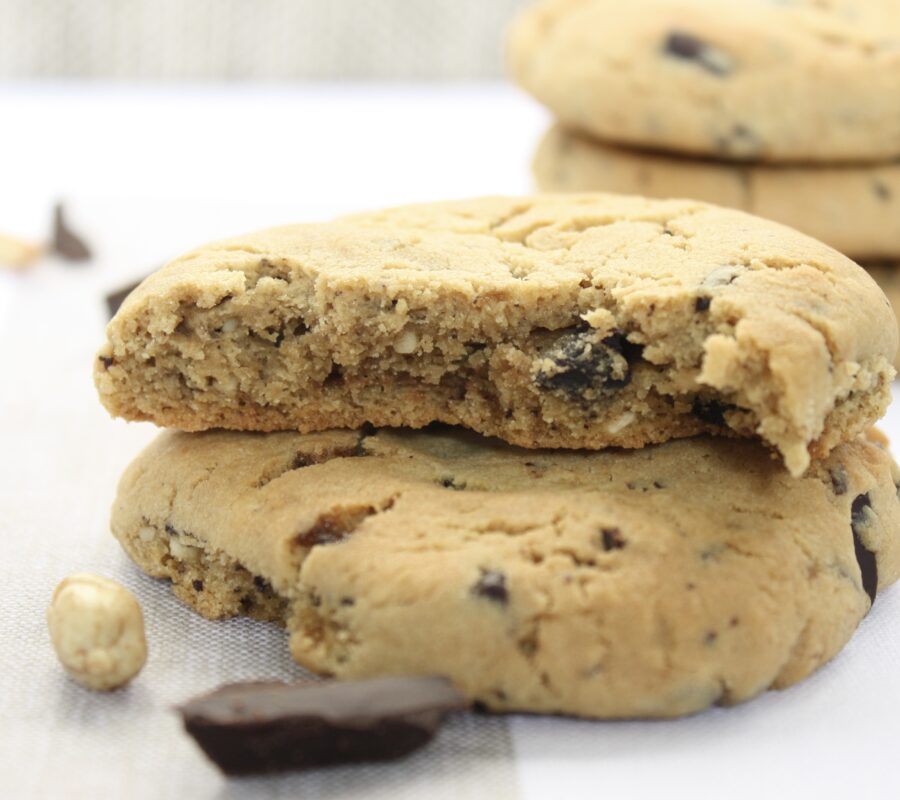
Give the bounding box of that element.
[113,426,900,719]
[95,195,897,477]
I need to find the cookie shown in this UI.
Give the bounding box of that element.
[112,425,900,719]
[508,0,900,162]
[534,126,900,260]
[94,195,897,477]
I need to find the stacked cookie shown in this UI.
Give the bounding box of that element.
[509,0,900,365]
[97,195,900,718]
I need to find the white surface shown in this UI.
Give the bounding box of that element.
[0,0,531,80]
[0,84,898,800]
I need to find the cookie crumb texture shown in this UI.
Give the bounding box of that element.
[113,426,900,718]
[95,196,895,477]
[508,0,900,162]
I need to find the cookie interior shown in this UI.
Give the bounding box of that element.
[95,196,897,476]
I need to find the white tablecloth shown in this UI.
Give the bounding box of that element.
[1,83,897,800]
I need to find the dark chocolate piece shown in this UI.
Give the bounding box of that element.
[52,203,92,262]
[694,296,711,312]
[692,397,736,427]
[600,527,626,551]
[663,31,732,76]
[105,278,144,318]
[472,569,508,603]
[178,676,466,776]
[829,464,849,496]
[873,180,892,202]
[535,327,639,399]
[850,493,878,604]
[715,123,761,156]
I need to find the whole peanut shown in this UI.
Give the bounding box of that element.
[47,574,147,690]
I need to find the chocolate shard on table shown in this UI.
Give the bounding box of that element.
[105,278,145,318]
[52,202,92,262]
[178,676,467,776]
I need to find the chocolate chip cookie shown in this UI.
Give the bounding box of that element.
[508,0,900,162]
[94,195,896,477]
[112,425,900,718]
[534,126,900,260]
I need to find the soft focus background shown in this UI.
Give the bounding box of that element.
[0,0,531,80]
[2,3,899,800]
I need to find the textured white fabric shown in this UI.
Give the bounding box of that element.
[0,84,898,800]
[0,0,532,80]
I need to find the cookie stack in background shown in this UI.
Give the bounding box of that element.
[508,0,900,367]
[95,194,900,719]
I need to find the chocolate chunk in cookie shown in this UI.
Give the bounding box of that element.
[534,328,637,399]
[692,397,735,428]
[663,31,733,76]
[472,569,508,603]
[850,493,878,604]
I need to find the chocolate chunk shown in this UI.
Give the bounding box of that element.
[692,397,735,427]
[178,676,466,776]
[663,31,732,76]
[850,493,878,604]
[192,579,204,592]
[695,296,711,312]
[472,569,508,603]
[98,355,114,370]
[52,203,92,262]
[294,506,376,549]
[535,327,640,399]
[105,279,144,318]
[829,464,849,496]
[600,527,626,551]
[253,575,269,591]
[715,124,761,156]
[873,180,892,202]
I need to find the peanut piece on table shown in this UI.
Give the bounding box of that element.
[47,574,147,691]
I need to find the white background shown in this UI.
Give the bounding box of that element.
[1,84,898,799]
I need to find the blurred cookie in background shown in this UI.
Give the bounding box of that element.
[508,0,900,162]
[533,125,900,261]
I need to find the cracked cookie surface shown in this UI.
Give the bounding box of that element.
[534,126,900,260]
[112,425,900,718]
[508,0,900,162]
[95,195,896,477]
